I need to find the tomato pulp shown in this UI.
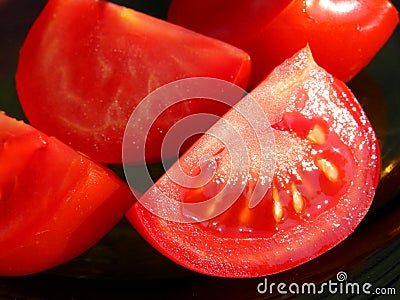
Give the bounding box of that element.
[0,113,135,276]
[126,47,380,278]
[168,0,399,88]
[16,0,251,164]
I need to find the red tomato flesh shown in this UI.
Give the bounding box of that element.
[168,0,399,88]
[126,47,380,278]
[0,113,135,276]
[16,0,251,164]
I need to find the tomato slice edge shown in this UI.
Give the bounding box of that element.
[126,47,380,278]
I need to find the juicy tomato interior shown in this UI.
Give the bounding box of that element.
[127,47,380,278]
[16,0,251,164]
[184,112,356,239]
[0,113,135,276]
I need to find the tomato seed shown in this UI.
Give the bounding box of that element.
[291,183,304,214]
[316,158,339,182]
[272,185,284,223]
[306,124,327,144]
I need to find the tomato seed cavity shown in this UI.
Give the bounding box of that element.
[181,112,355,238]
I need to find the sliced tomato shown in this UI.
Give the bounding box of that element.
[16,0,251,164]
[168,0,399,88]
[0,113,135,276]
[126,47,380,278]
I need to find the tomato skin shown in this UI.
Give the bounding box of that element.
[168,0,399,88]
[0,113,135,276]
[16,0,251,164]
[126,47,380,278]
[168,0,292,48]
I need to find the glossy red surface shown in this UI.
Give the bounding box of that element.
[0,0,399,298]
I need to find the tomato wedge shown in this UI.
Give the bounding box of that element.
[16,0,251,164]
[126,47,380,278]
[0,113,135,276]
[168,0,399,88]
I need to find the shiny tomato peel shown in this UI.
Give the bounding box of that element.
[168,0,399,88]
[0,113,136,276]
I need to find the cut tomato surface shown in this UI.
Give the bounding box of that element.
[168,0,399,88]
[16,0,251,164]
[126,47,380,278]
[0,113,135,276]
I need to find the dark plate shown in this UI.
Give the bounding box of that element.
[1,1,400,299]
